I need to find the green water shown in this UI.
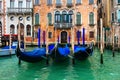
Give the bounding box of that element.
[0,48,120,80]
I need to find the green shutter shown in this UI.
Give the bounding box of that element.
[50,14,52,24]
[67,14,69,23]
[61,14,63,23]
[35,14,39,25]
[76,13,81,25]
[89,13,94,24]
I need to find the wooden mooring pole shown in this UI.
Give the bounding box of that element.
[71,27,75,64]
[112,23,115,57]
[100,18,103,64]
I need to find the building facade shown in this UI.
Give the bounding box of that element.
[97,0,111,48]
[1,0,33,46]
[0,0,6,46]
[33,0,98,45]
[111,0,120,47]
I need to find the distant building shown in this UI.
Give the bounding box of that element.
[33,0,98,45]
[0,0,5,46]
[1,0,33,46]
[111,0,120,47]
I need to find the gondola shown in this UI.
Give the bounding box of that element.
[74,44,93,60]
[16,46,46,63]
[49,44,70,61]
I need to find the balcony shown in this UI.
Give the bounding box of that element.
[54,23,73,29]
[66,3,73,7]
[56,3,62,8]
[7,8,33,15]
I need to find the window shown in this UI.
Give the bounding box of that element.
[118,0,120,4]
[10,16,14,21]
[89,0,94,4]
[76,31,81,38]
[62,11,67,23]
[112,13,114,22]
[76,0,81,4]
[76,12,81,25]
[0,1,2,10]
[67,0,72,4]
[35,0,39,5]
[117,10,120,23]
[19,16,23,21]
[89,12,94,25]
[67,0,72,7]
[26,16,31,21]
[26,25,31,36]
[34,32,38,38]
[0,22,2,37]
[56,0,61,4]
[10,0,14,8]
[10,25,15,34]
[47,0,52,5]
[26,0,31,8]
[35,13,39,25]
[48,32,52,38]
[89,31,94,38]
[55,11,60,23]
[48,13,52,25]
[18,1,23,8]
[68,11,73,23]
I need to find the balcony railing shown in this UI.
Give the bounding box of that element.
[7,8,32,14]
[56,3,62,8]
[54,23,73,29]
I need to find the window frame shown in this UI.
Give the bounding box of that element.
[35,0,40,5]
[35,13,40,25]
[89,0,94,4]
[48,13,52,25]
[89,31,94,38]
[76,12,82,25]
[89,12,94,25]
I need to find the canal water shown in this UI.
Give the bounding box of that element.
[0,48,120,80]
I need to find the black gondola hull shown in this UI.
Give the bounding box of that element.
[16,47,46,63]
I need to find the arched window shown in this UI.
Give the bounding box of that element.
[35,13,39,25]
[55,11,60,23]
[62,11,67,23]
[10,25,15,34]
[26,25,31,36]
[89,12,94,25]
[76,12,81,25]
[48,13,52,25]
[68,10,73,23]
